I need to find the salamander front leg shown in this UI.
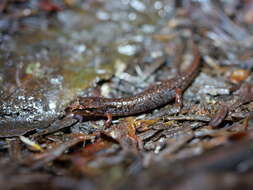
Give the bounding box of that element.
[175,88,183,112]
[104,113,112,129]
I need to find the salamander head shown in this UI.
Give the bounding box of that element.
[65,97,106,117]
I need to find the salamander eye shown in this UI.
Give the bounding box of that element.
[85,108,96,112]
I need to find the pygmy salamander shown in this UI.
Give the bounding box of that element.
[65,45,201,127]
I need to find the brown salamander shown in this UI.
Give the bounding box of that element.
[65,45,201,127]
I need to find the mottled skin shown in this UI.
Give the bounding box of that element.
[65,46,201,127]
